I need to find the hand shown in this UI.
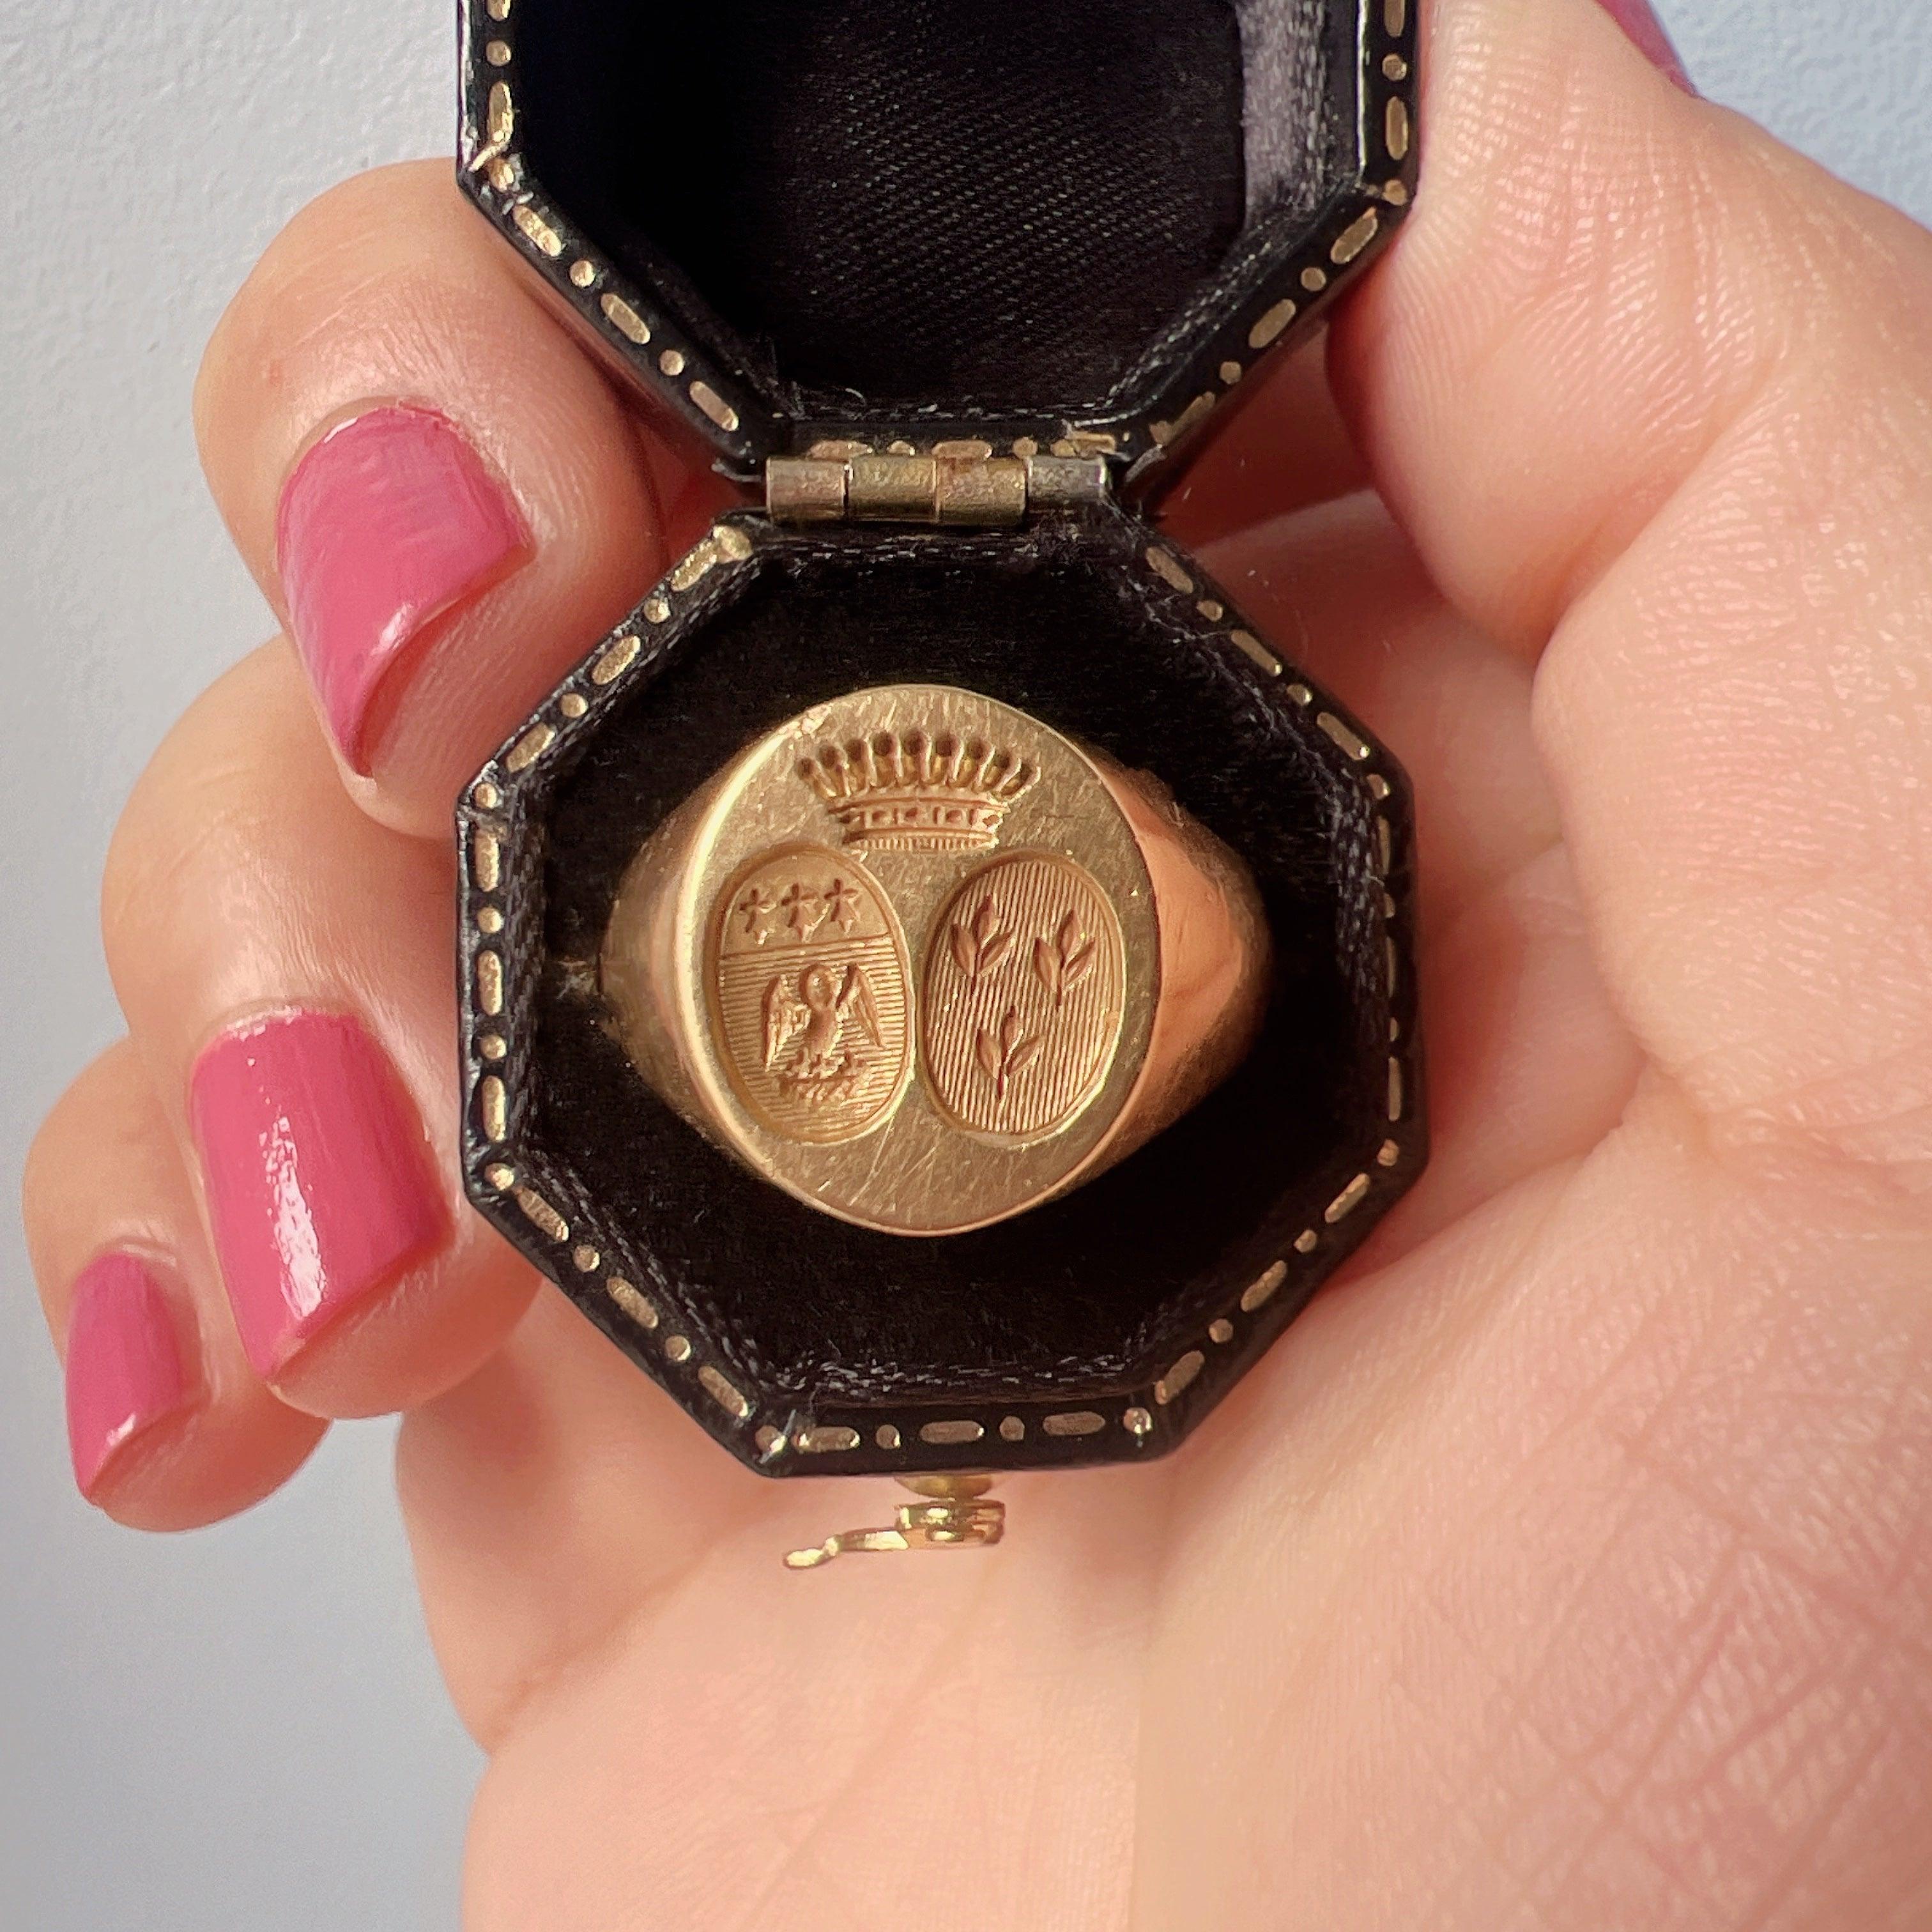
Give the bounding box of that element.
[25,0,1932,1923]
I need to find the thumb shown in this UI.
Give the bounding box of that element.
[1331,0,1929,656]
[1327,0,1932,1146]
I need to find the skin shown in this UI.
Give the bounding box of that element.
[20,0,1932,1922]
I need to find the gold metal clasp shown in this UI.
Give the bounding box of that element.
[766,443,1107,526]
[784,1475,1006,1569]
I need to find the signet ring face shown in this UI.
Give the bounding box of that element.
[599,684,1271,1236]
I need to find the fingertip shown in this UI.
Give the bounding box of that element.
[181,1004,537,1420]
[79,1386,328,1536]
[1326,0,1908,650]
[26,1043,333,1531]
[274,402,538,779]
[188,1009,452,1381]
[261,1230,538,1423]
[63,1252,195,1503]
[195,159,700,836]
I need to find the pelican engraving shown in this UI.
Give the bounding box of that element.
[762,962,884,1101]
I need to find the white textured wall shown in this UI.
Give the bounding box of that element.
[0,3,1924,1925]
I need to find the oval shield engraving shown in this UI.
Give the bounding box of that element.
[922,852,1127,1145]
[708,844,913,1145]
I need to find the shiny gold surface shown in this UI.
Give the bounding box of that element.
[921,852,1126,1144]
[709,843,914,1145]
[785,1476,1007,1569]
[600,685,1269,1236]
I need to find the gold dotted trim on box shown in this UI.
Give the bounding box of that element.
[601,294,648,343]
[699,1365,752,1421]
[504,723,555,772]
[607,1277,659,1331]
[921,1419,984,1448]
[1112,536,1416,1422]
[514,1186,569,1243]
[467,1,1409,468]
[451,515,803,1460]
[1128,0,1416,458]
[464,523,760,810]
[475,951,503,1016]
[471,826,502,891]
[464,13,755,449]
[592,635,640,685]
[1043,1411,1107,1438]
[1156,1352,1205,1405]
[458,514,1418,1470]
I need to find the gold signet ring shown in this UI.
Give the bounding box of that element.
[600,684,1270,1236]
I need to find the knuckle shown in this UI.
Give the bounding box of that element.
[100,646,317,987]
[195,160,459,434]
[200,164,459,355]
[20,1040,142,1273]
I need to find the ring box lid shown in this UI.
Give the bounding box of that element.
[460,0,1418,479]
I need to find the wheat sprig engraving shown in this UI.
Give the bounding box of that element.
[1033,911,1098,1011]
[975,1006,1043,1107]
[950,898,1014,982]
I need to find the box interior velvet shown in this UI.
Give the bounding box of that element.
[454,0,1425,1478]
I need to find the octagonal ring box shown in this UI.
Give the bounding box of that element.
[456,0,1425,1487]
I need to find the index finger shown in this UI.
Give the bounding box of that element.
[195,160,733,838]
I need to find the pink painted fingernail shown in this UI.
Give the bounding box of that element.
[1595,0,1694,93]
[65,1254,191,1501]
[190,1013,445,1377]
[276,404,531,774]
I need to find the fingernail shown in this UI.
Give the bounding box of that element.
[1594,0,1695,93]
[190,1013,445,1377]
[276,405,531,774]
[65,1254,191,1501]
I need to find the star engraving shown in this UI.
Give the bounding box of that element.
[824,877,862,933]
[781,882,825,940]
[736,886,779,943]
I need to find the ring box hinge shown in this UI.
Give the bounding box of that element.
[766,445,1110,525]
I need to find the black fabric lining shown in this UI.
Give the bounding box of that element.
[516,0,1351,419]
[526,518,1391,1407]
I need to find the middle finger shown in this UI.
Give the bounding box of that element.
[100,641,535,1417]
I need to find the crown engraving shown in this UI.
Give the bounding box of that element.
[797,730,1039,852]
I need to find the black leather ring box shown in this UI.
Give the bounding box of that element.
[454,0,1425,1479]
